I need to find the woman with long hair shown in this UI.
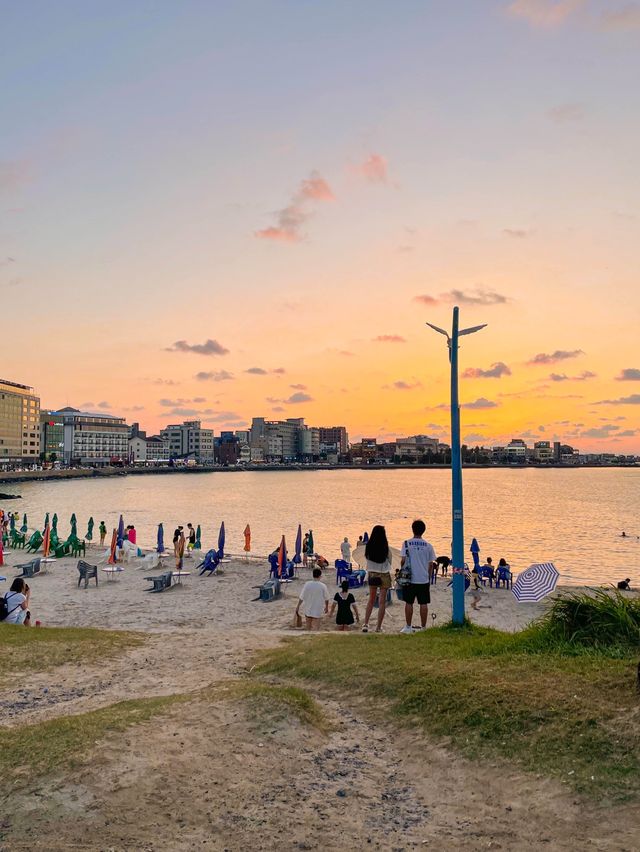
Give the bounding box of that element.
[361,525,392,633]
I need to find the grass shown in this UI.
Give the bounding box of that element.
[0,693,190,793]
[256,619,640,802]
[234,681,327,731]
[0,624,145,684]
[535,588,640,649]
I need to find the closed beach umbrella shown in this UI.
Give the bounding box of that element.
[195,524,202,550]
[512,562,559,603]
[157,523,165,554]
[307,530,314,555]
[243,524,251,554]
[43,512,50,532]
[177,532,185,570]
[293,524,302,564]
[52,513,58,535]
[108,528,118,564]
[117,514,125,548]
[43,523,51,558]
[277,535,286,578]
[70,513,77,538]
[86,517,94,541]
[21,513,28,533]
[9,514,15,531]
[470,538,480,569]
[218,522,225,558]
[362,531,368,544]
[0,533,3,567]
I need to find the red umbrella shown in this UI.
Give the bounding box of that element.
[0,532,4,568]
[243,524,251,554]
[277,535,286,578]
[108,528,118,564]
[42,523,51,558]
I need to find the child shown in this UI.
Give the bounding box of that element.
[99,521,107,546]
[330,580,360,631]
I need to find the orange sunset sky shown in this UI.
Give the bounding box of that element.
[1,1,639,452]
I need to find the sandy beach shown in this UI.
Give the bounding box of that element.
[1,547,638,851]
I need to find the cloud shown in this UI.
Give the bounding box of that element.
[527,349,584,365]
[245,367,268,375]
[165,339,229,356]
[391,380,422,390]
[165,408,202,417]
[618,429,639,437]
[339,350,354,357]
[464,433,488,444]
[97,401,111,409]
[374,334,406,343]
[599,4,640,31]
[272,406,285,413]
[547,102,585,123]
[124,405,145,412]
[580,425,621,439]
[414,288,508,307]
[159,397,206,407]
[506,0,586,28]
[353,153,388,183]
[272,367,287,375]
[290,383,307,391]
[462,362,511,379]
[596,394,640,405]
[195,370,234,382]
[503,228,531,238]
[0,256,16,268]
[0,160,31,193]
[549,370,596,381]
[287,392,313,404]
[461,398,499,409]
[255,171,334,242]
[151,378,180,386]
[615,368,640,381]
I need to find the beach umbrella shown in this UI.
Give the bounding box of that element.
[176,532,185,570]
[308,530,314,555]
[0,531,4,566]
[70,513,77,538]
[43,523,51,558]
[108,528,118,564]
[362,531,369,544]
[9,514,15,531]
[353,543,403,574]
[21,513,28,533]
[470,538,480,569]
[293,524,302,564]
[52,513,58,535]
[217,521,225,558]
[156,523,165,554]
[194,524,202,550]
[277,535,286,578]
[512,562,559,603]
[243,524,251,554]
[43,512,50,532]
[86,517,94,541]
[117,514,125,548]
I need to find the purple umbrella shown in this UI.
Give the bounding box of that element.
[157,523,165,554]
[217,521,225,558]
[293,524,302,564]
[470,538,480,569]
[117,514,125,548]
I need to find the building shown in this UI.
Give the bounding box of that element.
[0,379,40,464]
[299,426,320,459]
[146,435,170,462]
[58,407,129,465]
[318,426,349,456]
[215,432,241,466]
[505,438,527,462]
[160,420,214,462]
[128,435,148,463]
[40,409,65,462]
[250,417,305,462]
[533,441,554,463]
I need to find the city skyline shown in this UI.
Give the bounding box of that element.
[2,1,640,452]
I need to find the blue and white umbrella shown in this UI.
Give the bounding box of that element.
[512,562,559,602]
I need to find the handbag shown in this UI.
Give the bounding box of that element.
[396,544,412,587]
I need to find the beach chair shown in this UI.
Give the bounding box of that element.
[268,553,295,580]
[141,552,160,570]
[71,539,86,558]
[16,558,41,579]
[482,565,495,588]
[145,571,173,592]
[335,559,365,588]
[10,529,26,549]
[258,578,281,601]
[198,549,221,576]
[77,560,98,588]
[496,566,512,589]
[25,531,43,553]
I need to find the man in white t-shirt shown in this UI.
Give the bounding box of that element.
[400,519,436,634]
[295,567,330,630]
[340,537,352,564]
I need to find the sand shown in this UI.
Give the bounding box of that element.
[1,547,637,851]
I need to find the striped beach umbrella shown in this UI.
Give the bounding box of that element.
[108,528,118,564]
[512,562,559,603]
[293,524,302,564]
[243,524,251,555]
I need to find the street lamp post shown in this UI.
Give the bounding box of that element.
[427,306,486,624]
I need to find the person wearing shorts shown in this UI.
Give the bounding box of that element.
[361,525,393,633]
[400,520,436,634]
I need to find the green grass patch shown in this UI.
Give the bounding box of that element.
[0,624,145,684]
[257,624,640,802]
[0,693,190,793]
[235,682,327,731]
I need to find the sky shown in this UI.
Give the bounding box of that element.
[1,0,639,452]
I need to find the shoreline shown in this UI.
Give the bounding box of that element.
[1,461,639,486]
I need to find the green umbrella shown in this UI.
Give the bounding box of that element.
[70,513,77,538]
[52,513,58,534]
[86,517,94,541]
[20,513,28,533]
[194,524,202,550]
[307,529,314,555]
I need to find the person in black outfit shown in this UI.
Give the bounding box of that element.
[329,580,360,631]
[617,578,631,591]
[173,525,183,557]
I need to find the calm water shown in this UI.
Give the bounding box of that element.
[7,468,640,585]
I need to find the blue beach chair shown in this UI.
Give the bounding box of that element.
[198,549,221,576]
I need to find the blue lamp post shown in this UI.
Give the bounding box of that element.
[427,307,486,624]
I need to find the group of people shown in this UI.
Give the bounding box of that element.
[295,519,437,634]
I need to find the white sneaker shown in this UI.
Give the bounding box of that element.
[400,625,414,635]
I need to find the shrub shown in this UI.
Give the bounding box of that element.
[534,589,640,650]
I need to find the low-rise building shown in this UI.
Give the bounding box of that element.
[318,426,349,455]
[533,441,554,462]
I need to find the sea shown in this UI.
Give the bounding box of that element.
[6,468,640,586]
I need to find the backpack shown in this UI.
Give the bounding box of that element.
[396,543,412,587]
[0,592,22,622]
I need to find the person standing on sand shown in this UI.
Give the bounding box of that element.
[361,525,393,633]
[330,580,360,631]
[400,519,436,634]
[186,523,196,551]
[295,567,330,630]
[340,537,352,565]
[302,532,309,567]
[99,521,107,546]
[173,525,183,557]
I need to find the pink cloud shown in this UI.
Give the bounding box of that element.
[255,170,334,243]
[506,0,586,28]
[354,153,388,183]
[599,4,640,31]
[374,335,406,343]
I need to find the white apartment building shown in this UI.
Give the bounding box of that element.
[0,379,40,463]
[60,408,129,465]
[160,420,214,462]
[129,435,171,463]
